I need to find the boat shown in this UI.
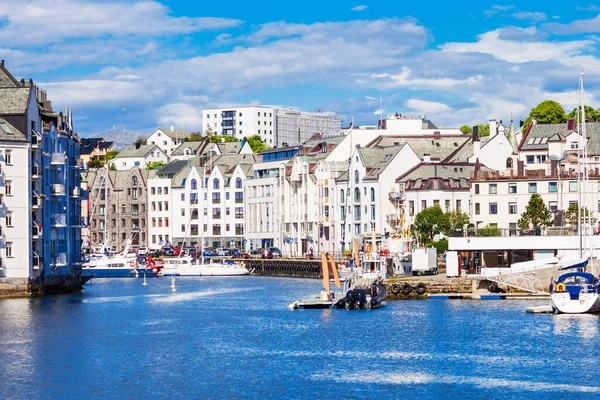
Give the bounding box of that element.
[157,256,249,277]
[82,254,140,278]
[289,253,387,310]
[550,71,600,314]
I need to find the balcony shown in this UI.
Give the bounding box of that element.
[51,153,66,165]
[51,184,66,196]
[55,253,68,266]
[32,193,43,208]
[31,134,41,149]
[32,222,42,239]
[71,187,81,197]
[31,163,41,179]
[33,252,42,270]
[191,214,199,220]
[52,214,67,227]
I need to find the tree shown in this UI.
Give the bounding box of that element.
[566,203,591,226]
[246,134,269,153]
[135,136,147,146]
[477,123,490,137]
[432,238,448,253]
[105,150,119,162]
[517,193,554,230]
[523,100,568,133]
[476,224,501,237]
[413,205,444,245]
[88,159,103,168]
[568,106,600,122]
[438,211,470,236]
[189,132,203,142]
[460,125,472,134]
[146,161,166,170]
[208,135,238,143]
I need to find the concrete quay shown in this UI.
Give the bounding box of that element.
[0,274,87,298]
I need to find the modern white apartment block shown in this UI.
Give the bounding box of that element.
[147,172,173,249]
[147,127,190,156]
[202,106,343,147]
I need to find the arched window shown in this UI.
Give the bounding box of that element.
[131,176,138,186]
[191,179,197,190]
[370,188,375,202]
[506,158,513,168]
[354,170,359,184]
[236,177,242,189]
[213,178,220,190]
[340,189,345,204]
[354,188,361,202]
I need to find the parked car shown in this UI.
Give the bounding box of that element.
[137,247,149,256]
[161,247,175,257]
[268,247,282,258]
[182,247,200,258]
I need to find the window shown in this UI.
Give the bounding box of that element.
[549,201,558,212]
[181,193,185,201]
[5,150,11,165]
[164,187,169,194]
[354,170,359,184]
[508,183,517,194]
[340,189,345,203]
[158,202,163,212]
[489,203,498,214]
[213,208,221,219]
[370,188,375,202]
[475,203,480,215]
[341,207,346,220]
[421,200,427,210]
[489,184,497,194]
[445,200,450,212]
[165,218,169,227]
[354,206,361,220]
[569,181,578,192]
[181,208,185,216]
[132,189,138,200]
[235,192,243,203]
[506,158,513,168]
[5,180,11,195]
[226,207,230,216]
[151,202,156,211]
[191,179,197,190]
[526,155,535,164]
[409,201,414,216]
[549,182,558,193]
[370,205,375,220]
[235,207,243,219]
[528,183,537,193]
[132,176,138,186]
[226,192,230,200]
[6,242,12,257]
[509,202,517,214]
[151,187,156,195]
[165,202,169,211]
[355,224,361,234]
[236,177,242,189]
[213,178,220,189]
[212,193,221,204]
[6,211,12,226]
[226,224,230,232]
[354,188,360,202]
[212,225,221,235]
[570,142,578,149]
[152,217,156,227]
[474,184,479,195]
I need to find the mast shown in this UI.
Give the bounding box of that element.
[577,73,583,258]
[581,70,590,257]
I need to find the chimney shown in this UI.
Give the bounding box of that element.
[567,118,576,131]
[520,120,524,128]
[551,160,558,177]
[423,154,431,163]
[170,125,175,132]
[517,160,525,177]
[1,60,3,66]
[472,125,479,142]
[135,142,141,149]
[489,119,497,136]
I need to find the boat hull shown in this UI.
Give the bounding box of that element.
[551,292,600,314]
[82,268,137,278]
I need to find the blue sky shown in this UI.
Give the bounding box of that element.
[2,0,600,136]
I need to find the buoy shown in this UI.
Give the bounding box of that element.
[170,277,177,292]
[142,272,147,286]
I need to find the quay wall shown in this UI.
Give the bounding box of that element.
[240,259,321,278]
[0,274,85,298]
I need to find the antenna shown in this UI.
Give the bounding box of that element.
[123,108,126,131]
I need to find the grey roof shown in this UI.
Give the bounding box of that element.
[107,167,149,189]
[357,146,404,180]
[0,117,27,142]
[172,141,205,156]
[171,165,193,188]
[216,141,242,154]
[115,144,160,158]
[158,127,190,140]
[0,87,31,114]
[518,122,600,153]
[396,163,491,189]
[369,135,471,161]
[157,160,189,177]
[0,64,21,88]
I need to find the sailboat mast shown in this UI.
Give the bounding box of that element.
[581,70,590,256]
[578,74,583,258]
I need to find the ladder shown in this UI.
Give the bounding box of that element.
[485,272,546,294]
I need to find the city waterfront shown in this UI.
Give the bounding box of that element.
[1,277,599,399]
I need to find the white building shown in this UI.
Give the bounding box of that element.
[202,106,343,147]
[109,144,169,171]
[147,171,173,249]
[147,127,190,156]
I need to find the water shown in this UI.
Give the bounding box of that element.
[1,277,600,399]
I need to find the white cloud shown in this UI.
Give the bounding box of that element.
[544,15,600,35]
[364,67,484,90]
[405,99,452,114]
[156,103,207,131]
[41,80,145,108]
[512,11,547,21]
[575,5,600,11]
[0,0,242,46]
[351,5,368,11]
[492,5,515,11]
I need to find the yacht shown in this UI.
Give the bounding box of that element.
[158,257,249,277]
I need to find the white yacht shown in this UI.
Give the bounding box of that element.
[158,257,249,277]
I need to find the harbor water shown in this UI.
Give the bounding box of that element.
[1,277,600,399]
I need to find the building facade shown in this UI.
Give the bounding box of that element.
[109,144,169,171]
[147,127,190,156]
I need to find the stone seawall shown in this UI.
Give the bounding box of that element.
[0,274,85,298]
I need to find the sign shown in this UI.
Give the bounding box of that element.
[243,239,247,244]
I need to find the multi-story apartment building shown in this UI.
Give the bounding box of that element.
[87,167,148,251]
[0,61,83,280]
[147,127,190,156]
[147,170,173,249]
[80,137,113,165]
[202,106,343,147]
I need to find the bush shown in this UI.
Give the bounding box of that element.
[432,238,448,253]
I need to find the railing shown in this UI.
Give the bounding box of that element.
[32,223,42,237]
[51,184,66,196]
[212,199,221,204]
[486,272,545,293]
[31,134,41,148]
[472,169,600,180]
[55,253,68,266]
[191,214,199,220]
[51,153,66,165]
[71,187,81,197]
[32,194,43,207]
[449,226,587,238]
[52,214,67,227]
[31,163,41,177]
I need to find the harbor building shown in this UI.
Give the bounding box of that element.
[147,164,180,249]
[108,143,169,171]
[202,106,343,147]
[146,127,190,156]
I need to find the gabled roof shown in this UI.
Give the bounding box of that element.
[358,146,404,180]
[157,159,189,177]
[172,141,205,156]
[0,87,31,114]
[216,141,242,154]
[115,144,162,158]
[0,117,27,142]
[80,137,113,155]
[396,162,490,189]
[157,127,190,140]
[368,135,470,161]
[0,63,21,88]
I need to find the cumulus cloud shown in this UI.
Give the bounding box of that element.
[544,15,600,35]
[351,5,368,11]
[512,11,547,21]
[41,80,145,108]
[405,99,452,114]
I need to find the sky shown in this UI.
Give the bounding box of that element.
[2,0,600,137]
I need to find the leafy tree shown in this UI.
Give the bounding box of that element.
[208,135,238,143]
[189,132,203,142]
[517,193,554,230]
[460,125,472,134]
[523,100,568,133]
[108,163,117,171]
[477,123,490,137]
[568,106,600,122]
[476,224,501,237]
[566,203,591,226]
[438,211,470,236]
[432,238,448,253]
[88,159,103,168]
[246,134,269,153]
[105,150,119,162]
[413,205,444,245]
[146,161,166,170]
[134,136,147,145]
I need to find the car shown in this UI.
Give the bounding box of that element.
[161,247,175,257]
[268,247,282,258]
[137,247,149,256]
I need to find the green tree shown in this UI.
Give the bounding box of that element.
[146,161,166,170]
[432,238,448,253]
[476,224,502,237]
[413,205,444,245]
[517,193,554,230]
[88,159,103,168]
[523,100,568,133]
[189,132,203,142]
[246,134,269,153]
[477,123,490,137]
[568,106,600,122]
[460,125,472,134]
[105,150,119,162]
[134,136,147,146]
[438,211,470,236]
[566,203,591,226]
[207,135,238,143]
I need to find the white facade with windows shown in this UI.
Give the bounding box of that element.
[147,175,172,249]
[147,127,190,156]
[109,144,169,171]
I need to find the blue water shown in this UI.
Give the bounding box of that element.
[1,277,600,399]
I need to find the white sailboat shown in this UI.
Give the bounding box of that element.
[550,71,600,314]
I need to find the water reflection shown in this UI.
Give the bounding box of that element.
[552,313,600,338]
